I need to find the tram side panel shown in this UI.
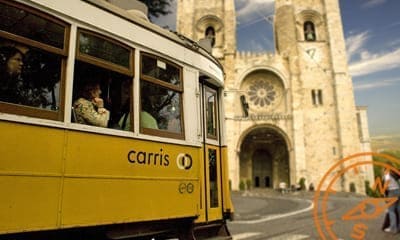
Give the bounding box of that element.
[0,121,202,234]
[221,146,234,219]
[62,130,201,227]
[0,122,63,233]
[195,145,206,223]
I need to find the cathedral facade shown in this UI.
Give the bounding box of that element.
[177,0,374,192]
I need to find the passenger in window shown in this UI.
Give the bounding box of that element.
[118,110,130,130]
[118,99,159,130]
[140,87,159,129]
[22,49,61,109]
[121,97,159,130]
[117,80,132,131]
[0,45,59,109]
[73,81,110,127]
[141,108,158,129]
[0,46,24,103]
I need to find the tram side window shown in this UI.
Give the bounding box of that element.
[0,1,68,120]
[72,29,134,130]
[140,53,184,139]
[205,87,218,139]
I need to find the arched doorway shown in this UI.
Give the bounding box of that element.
[239,127,289,189]
[252,149,273,187]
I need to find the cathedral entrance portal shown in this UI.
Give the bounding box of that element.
[252,149,273,187]
[240,127,289,189]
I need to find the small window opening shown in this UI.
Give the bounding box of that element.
[311,89,323,106]
[317,89,323,105]
[240,95,249,117]
[304,21,316,41]
[311,90,316,105]
[205,26,216,47]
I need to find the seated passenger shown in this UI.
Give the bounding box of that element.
[118,111,130,131]
[116,80,132,131]
[0,46,24,103]
[1,45,60,108]
[139,91,159,130]
[73,81,110,127]
[140,110,158,129]
[118,86,159,130]
[118,111,159,130]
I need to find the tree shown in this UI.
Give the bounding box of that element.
[372,150,400,178]
[138,0,172,21]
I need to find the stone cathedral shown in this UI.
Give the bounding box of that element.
[177,0,374,192]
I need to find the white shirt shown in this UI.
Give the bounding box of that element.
[384,173,400,190]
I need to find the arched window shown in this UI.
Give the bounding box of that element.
[205,26,216,47]
[304,21,316,41]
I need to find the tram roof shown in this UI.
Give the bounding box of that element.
[83,0,216,59]
[22,0,225,85]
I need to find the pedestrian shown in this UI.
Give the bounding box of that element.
[381,167,400,234]
[279,182,287,194]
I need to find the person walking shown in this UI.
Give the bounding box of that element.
[382,167,400,234]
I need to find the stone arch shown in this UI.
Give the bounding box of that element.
[237,124,292,189]
[195,15,224,47]
[236,124,292,153]
[239,66,289,90]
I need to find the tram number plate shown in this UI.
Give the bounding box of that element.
[178,182,194,194]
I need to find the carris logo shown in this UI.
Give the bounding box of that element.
[176,153,193,170]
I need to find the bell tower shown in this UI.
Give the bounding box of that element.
[176,0,236,86]
[274,0,367,192]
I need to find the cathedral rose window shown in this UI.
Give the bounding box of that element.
[248,80,276,107]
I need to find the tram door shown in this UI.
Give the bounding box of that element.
[202,83,223,222]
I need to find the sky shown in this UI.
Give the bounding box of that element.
[154,0,400,137]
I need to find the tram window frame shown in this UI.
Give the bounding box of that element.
[73,28,135,130]
[76,29,134,76]
[208,148,219,208]
[205,85,218,140]
[0,0,70,121]
[140,52,184,139]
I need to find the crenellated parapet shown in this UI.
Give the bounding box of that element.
[234,51,290,88]
[236,51,275,61]
[235,51,287,69]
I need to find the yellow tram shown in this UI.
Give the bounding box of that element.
[0,0,233,239]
